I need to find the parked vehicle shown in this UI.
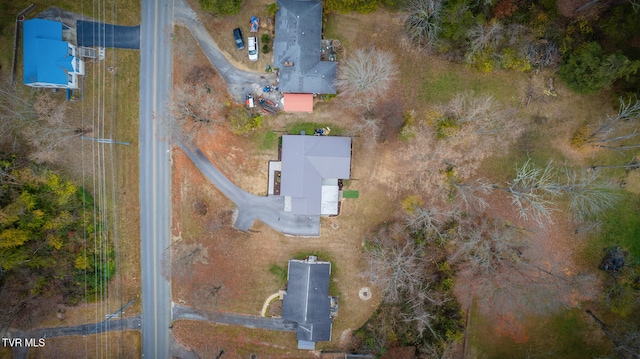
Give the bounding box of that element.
[233,28,245,50]
[246,94,255,108]
[248,36,258,62]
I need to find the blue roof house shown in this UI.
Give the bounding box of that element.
[23,19,84,89]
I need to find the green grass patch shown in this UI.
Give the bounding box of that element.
[421,71,464,103]
[581,193,640,263]
[477,126,566,184]
[469,307,611,358]
[252,130,277,151]
[268,263,287,286]
[285,122,344,136]
[419,67,521,104]
[342,190,359,198]
[323,14,348,47]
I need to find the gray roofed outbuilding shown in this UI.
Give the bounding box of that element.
[280,135,352,215]
[274,0,337,94]
[282,258,332,349]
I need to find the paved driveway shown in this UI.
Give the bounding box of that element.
[172,304,296,331]
[180,143,321,236]
[76,20,141,49]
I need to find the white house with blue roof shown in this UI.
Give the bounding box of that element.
[23,19,84,89]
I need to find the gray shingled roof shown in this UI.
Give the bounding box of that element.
[274,0,337,94]
[280,135,352,215]
[282,259,332,345]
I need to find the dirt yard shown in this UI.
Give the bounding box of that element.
[167,1,631,356]
[28,331,141,358]
[169,23,395,354]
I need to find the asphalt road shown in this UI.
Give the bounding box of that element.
[140,0,173,357]
[173,0,276,102]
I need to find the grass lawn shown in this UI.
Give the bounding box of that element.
[284,121,344,135]
[581,194,640,263]
[29,331,141,358]
[468,305,611,359]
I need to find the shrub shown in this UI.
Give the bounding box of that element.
[402,195,424,213]
[434,116,461,138]
[266,3,279,17]
[500,48,532,72]
[261,34,271,44]
[262,44,270,54]
[229,107,263,135]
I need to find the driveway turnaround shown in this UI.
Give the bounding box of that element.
[179,143,321,236]
[139,0,173,357]
[173,0,276,102]
[76,20,141,49]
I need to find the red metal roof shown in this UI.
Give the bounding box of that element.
[284,93,314,112]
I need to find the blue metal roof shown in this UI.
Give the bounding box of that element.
[23,19,74,86]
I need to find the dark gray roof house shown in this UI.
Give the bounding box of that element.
[274,0,337,94]
[280,135,352,216]
[282,257,332,350]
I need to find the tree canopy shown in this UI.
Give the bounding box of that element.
[0,154,112,329]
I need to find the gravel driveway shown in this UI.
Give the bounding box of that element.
[173,0,277,102]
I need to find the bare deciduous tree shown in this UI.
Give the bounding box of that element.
[587,310,640,359]
[440,92,512,135]
[404,0,443,51]
[172,241,209,280]
[465,20,505,63]
[401,92,523,204]
[27,94,91,162]
[559,167,622,222]
[335,48,398,110]
[365,220,450,339]
[489,159,621,225]
[499,159,560,225]
[170,85,224,144]
[366,222,431,303]
[0,80,38,139]
[576,97,640,152]
[0,82,88,162]
[449,217,528,276]
[450,177,493,211]
[405,206,454,241]
[526,40,561,68]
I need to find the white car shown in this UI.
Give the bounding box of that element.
[248,36,258,62]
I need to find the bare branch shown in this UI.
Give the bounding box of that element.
[336,48,398,111]
[404,0,443,51]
